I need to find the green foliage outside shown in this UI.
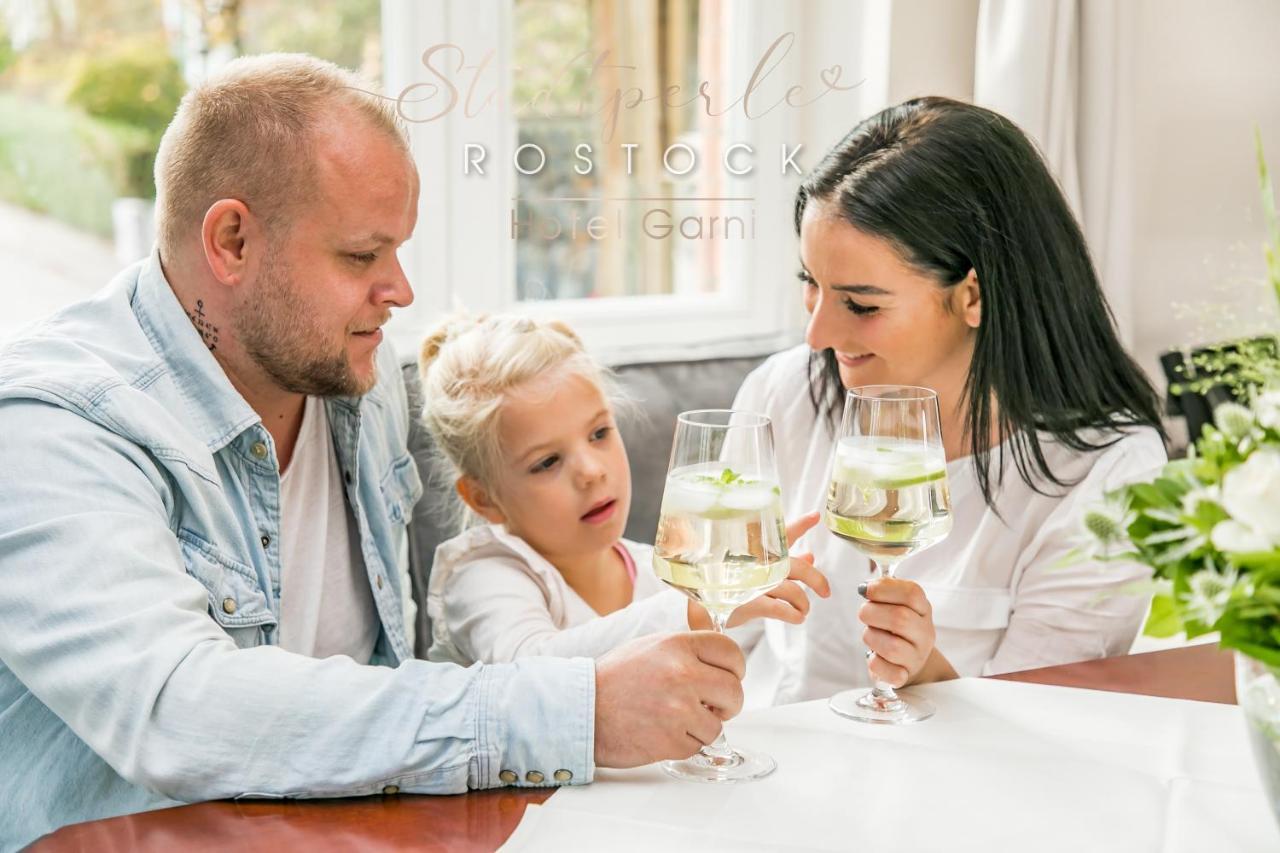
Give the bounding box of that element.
[511,0,593,115]
[64,37,186,198]
[0,0,382,234]
[242,0,382,83]
[64,37,185,136]
[0,93,130,237]
[0,19,16,77]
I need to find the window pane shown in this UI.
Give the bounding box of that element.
[241,0,382,85]
[512,0,728,302]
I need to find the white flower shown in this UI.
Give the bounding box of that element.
[1253,389,1280,431]
[1214,402,1255,441]
[1219,449,1280,545]
[1181,485,1223,518]
[1075,496,1134,560]
[1182,564,1238,627]
[1211,519,1272,553]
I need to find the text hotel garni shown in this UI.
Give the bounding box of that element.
[490,143,797,243]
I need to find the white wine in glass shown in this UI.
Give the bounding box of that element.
[825,386,953,724]
[653,409,787,782]
[654,464,789,617]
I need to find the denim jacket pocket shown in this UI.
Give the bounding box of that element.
[379,452,424,526]
[178,529,276,643]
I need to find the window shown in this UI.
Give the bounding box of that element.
[510,0,714,303]
[381,1,869,364]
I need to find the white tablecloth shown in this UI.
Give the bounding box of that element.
[502,677,1279,852]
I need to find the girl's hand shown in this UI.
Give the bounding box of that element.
[688,512,832,629]
[857,578,958,686]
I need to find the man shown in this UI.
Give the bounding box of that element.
[0,54,744,851]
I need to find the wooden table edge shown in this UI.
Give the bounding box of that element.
[29,644,1237,852]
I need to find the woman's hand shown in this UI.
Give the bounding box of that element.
[689,512,831,629]
[858,578,958,686]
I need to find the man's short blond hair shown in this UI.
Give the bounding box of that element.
[154,53,408,262]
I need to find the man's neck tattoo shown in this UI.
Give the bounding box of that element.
[187,299,220,352]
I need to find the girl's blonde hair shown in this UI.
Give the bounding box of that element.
[418,313,620,501]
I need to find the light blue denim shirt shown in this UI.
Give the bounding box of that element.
[0,255,595,851]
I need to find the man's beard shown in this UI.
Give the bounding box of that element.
[234,252,379,398]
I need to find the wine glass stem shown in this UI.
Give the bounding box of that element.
[701,610,735,761]
[869,561,901,702]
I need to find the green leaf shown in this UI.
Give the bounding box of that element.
[1220,633,1280,669]
[1142,594,1184,638]
[1129,482,1176,509]
[1231,551,1280,573]
[1189,498,1230,531]
[1153,476,1191,504]
[1137,527,1196,546]
[1142,508,1184,525]
[1154,535,1207,565]
[718,468,741,485]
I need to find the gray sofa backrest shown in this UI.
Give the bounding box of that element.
[402,354,767,657]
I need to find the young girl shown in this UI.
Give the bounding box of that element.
[417,313,829,666]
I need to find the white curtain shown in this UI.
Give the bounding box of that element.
[972,0,1135,345]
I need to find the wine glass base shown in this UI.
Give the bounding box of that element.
[660,746,777,783]
[829,688,935,725]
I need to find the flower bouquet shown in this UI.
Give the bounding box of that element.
[1081,128,1280,825]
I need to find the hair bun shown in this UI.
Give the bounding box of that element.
[418,312,485,375]
[546,319,584,348]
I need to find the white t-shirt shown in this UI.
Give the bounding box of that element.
[426,524,691,666]
[734,345,1168,704]
[277,396,381,663]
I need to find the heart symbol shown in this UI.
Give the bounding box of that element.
[820,65,846,89]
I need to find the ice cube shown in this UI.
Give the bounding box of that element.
[662,478,720,515]
[719,482,776,512]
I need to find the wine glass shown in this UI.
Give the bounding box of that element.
[824,386,953,724]
[653,409,788,782]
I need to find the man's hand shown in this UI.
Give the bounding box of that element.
[594,632,745,767]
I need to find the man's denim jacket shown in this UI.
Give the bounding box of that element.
[0,255,594,851]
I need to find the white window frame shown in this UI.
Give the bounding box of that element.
[381,0,874,365]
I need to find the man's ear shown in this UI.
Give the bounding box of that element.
[456,476,507,525]
[201,198,257,288]
[957,268,981,329]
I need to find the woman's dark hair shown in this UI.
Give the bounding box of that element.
[795,96,1165,507]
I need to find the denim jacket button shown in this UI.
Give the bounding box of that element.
[376,575,384,591]
[553,769,573,782]
[498,770,518,784]
[525,770,544,784]
[250,442,268,460]
[382,784,399,795]
[221,597,237,615]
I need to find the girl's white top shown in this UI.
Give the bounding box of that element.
[426,524,690,665]
[734,345,1168,704]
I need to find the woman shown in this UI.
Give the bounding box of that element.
[735,97,1168,704]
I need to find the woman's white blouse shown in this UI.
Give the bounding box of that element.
[734,345,1168,704]
[426,524,690,666]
